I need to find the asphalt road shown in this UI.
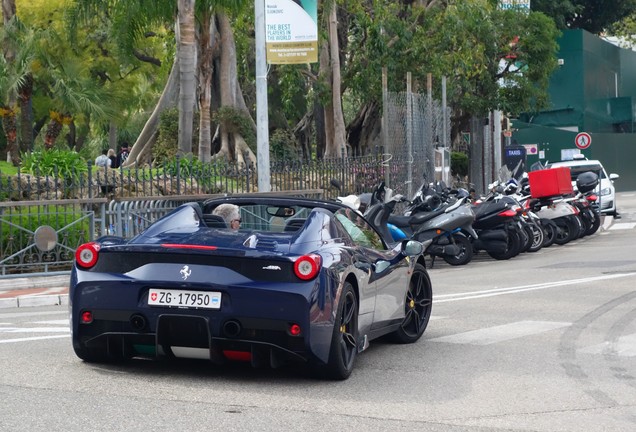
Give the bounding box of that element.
[1,192,635,432]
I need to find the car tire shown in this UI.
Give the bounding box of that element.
[73,343,110,363]
[319,282,358,380]
[390,264,432,344]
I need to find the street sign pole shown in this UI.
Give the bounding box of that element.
[255,0,271,192]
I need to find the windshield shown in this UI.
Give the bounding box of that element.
[547,163,606,180]
[566,165,606,180]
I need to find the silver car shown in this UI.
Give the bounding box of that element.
[546,158,620,216]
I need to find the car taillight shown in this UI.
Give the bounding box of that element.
[81,310,93,324]
[293,254,321,280]
[75,242,100,269]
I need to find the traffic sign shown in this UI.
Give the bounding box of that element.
[575,132,592,149]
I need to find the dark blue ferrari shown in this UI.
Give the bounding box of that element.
[70,196,432,379]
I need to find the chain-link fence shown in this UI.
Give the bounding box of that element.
[384,88,451,199]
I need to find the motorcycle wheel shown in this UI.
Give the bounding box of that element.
[585,212,601,236]
[572,215,585,239]
[527,222,545,252]
[554,217,577,245]
[521,223,534,252]
[541,219,557,248]
[576,214,588,238]
[487,228,521,260]
[442,234,473,266]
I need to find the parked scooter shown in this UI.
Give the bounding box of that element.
[388,183,476,266]
[368,179,477,266]
[470,183,526,260]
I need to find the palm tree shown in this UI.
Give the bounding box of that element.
[71,0,253,167]
[0,17,35,165]
[38,55,119,149]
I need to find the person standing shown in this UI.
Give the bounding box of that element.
[95,149,111,168]
[108,149,118,168]
[117,142,130,168]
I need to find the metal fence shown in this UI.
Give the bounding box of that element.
[1,86,450,276]
[0,190,324,276]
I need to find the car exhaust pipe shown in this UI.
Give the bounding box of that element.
[223,320,242,338]
[130,314,147,331]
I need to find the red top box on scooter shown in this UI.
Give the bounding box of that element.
[528,167,573,198]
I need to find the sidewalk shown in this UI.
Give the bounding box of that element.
[0,214,620,310]
[0,274,69,309]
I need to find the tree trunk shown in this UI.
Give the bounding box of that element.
[1,0,15,25]
[319,41,335,157]
[293,111,313,161]
[43,118,63,150]
[1,110,19,165]
[123,60,180,168]
[346,101,381,156]
[177,0,196,157]
[108,121,117,150]
[18,73,33,152]
[216,12,238,161]
[3,0,17,164]
[197,13,216,163]
[327,2,347,158]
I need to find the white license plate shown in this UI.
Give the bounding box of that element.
[148,289,222,309]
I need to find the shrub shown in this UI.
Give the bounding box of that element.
[20,149,88,179]
[451,151,469,178]
[270,129,299,161]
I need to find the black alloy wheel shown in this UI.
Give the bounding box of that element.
[391,263,432,343]
[321,282,358,380]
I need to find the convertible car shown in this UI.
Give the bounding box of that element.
[70,196,432,380]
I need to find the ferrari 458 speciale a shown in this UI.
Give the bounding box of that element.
[70,196,433,379]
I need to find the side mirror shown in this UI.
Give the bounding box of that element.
[609,173,619,181]
[401,239,424,256]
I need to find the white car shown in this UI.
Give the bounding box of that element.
[546,157,620,216]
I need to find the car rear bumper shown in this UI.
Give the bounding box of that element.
[70,277,336,366]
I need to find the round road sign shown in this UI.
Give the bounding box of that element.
[575,132,592,149]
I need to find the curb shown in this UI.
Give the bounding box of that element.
[0,294,69,310]
[0,275,69,291]
[600,215,614,232]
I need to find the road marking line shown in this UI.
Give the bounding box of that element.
[0,334,70,344]
[2,327,69,333]
[435,273,636,303]
[578,333,636,357]
[32,320,69,325]
[610,223,636,230]
[428,321,571,345]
